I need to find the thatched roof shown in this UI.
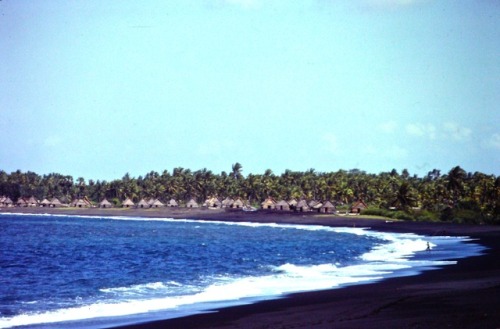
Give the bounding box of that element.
[122,198,135,207]
[232,198,245,208]
[50,198,62,207]
[4,197,13,205]
[203,197,222,208]
[100,199,113,208]
[288,198,298,206]
[151,199,165,208]
[296,199,310,211]
[186,198,199,208]
[137,199,149,208]
[319,201,336,213]
[72,198,91,208]
[27,196,38,205]
[222,197,234,208]
[261,197,276,209]
[167,198,178,207]
[16,198,27,206]
[276,200,290,211]
[41,198,51,206]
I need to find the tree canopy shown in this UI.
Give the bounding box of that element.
[1,165,498,224]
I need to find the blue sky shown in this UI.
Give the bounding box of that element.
[1,0,499,180]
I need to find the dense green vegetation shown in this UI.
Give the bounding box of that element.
[1,164,499,224]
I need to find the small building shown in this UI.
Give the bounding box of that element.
[137,199,149,208]
[222,197,234,208]
[295,199,310,212]
[186,198,199,208]
[167,198,179,207]
[150,199,165,208]
[49,198,62,208]
[261,197,276,210]
[351,200,368,214]
[16,198,27,207]
[288,198,298,211]
[232,198,245,209]
[203,197,222,208]
[122,198,135,208]
[276,200,290,211]
[319,201,336,214]
[26,196,39,207]
[99,198,114,208]
[1,196,14,207]
[72,198,92,208]
[40,198,51,207]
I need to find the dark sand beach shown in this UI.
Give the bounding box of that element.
[2,207,500,328]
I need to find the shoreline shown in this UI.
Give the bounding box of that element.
[3,208,500,328]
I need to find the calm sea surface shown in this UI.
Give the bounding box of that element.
[0,213,484,328]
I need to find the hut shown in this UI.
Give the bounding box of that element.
[122,198,135,208]
[296,199,310,212]
[40,198,51,207]
[232,198,245,209]
[186,198,199,208]
[16,198,27,207]
[72,198,91,208]
[167,198,179,207]
[203,197,222,208]
[276,200,290,211]
[49,198,62,208]
[3,197,14,207]
[312,201,323,212]
[319,201,336,214]
[26,196,38,207]
[351,200,368,214]
[288,198,298,211]
[308,200,321,208]
[99,198,113,208]
[150,199,165,208]
[137,199,149,208]
[261,197,276,210]
[222,197,234,208]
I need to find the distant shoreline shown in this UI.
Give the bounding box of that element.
[2,207,500,328]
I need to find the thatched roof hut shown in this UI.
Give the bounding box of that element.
[203,197,222,208]
[99,198,113,208]
[186,198,199,208]
[137,199,149,208]
[222,197,234,208]
[72,198,91,208]
[276,200,290,211]
[40,198,51,207]
[319,201,336,213]
[151,199,165,208]
[167,198,179,207]
[351,200,368,213]
[261,197,276,210]
[232,198,245,209]
[288,198,298,209]
[3,197,14,207]
[296,199,310,212]
[122,198,135,208]
[16,198,27,207]
[49,198,62,207]
[308,200,321,208]
[27,196,38,207]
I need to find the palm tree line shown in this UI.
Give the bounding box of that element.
[0,164,498,223]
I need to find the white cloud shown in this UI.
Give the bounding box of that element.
[405,123,436,139]
[482,133,500,150]
[443,122,472,141]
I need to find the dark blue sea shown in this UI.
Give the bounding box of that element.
[0,213,484,328]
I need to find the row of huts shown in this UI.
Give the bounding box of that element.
[2,195,368,214]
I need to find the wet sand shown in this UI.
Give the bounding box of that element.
[3,207,500,328]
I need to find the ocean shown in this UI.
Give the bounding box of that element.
[0,213,485,329]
